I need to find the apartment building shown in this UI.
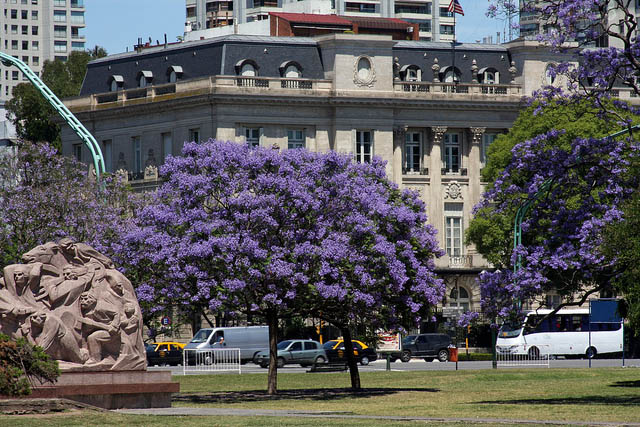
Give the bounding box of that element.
[185,0,457,42]
[0,0,86,143]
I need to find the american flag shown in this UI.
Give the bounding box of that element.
[448,0,464,15]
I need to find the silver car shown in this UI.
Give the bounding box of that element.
[255,339,327,368]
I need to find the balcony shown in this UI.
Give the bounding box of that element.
[394,81,521,97]
[448,255,473,268]
[65,75,524,113]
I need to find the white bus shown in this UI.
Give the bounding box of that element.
[496,309,623,359]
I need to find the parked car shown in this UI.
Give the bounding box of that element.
[146,341,185,366]
[254,339,327,368]
[322,339,378,365]
[390,333,451,362]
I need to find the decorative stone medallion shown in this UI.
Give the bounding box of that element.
[445,181,463,200]
[353,55,376,88]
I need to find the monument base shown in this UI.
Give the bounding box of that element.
[28,370,179,409]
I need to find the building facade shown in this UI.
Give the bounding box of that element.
[185,0,457,42]
[61,34,603,320]
[0,0,86,144]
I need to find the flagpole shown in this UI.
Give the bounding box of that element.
[452,6,456,87]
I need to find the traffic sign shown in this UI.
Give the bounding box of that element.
[161,316,171,326]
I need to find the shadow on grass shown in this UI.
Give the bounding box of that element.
[477,395,640,406]
[610,380,640,388]
[174,387,440,404]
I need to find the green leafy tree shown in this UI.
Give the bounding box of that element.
[467,100,636,268]
[601,192,640,332]
[0,334,59,396]
[5,47,107,149]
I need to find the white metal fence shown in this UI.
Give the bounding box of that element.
[496,345,551,368]
[183,348,242,374]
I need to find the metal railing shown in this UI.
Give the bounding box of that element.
[183,348,242,374]
[496,345,551,368]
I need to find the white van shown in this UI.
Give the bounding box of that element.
[185,326,269,364]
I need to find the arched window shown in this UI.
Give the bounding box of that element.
[166,65,183,83]
[478,67,499,84]
[107,75,124,92]
[545,63,556,85]
[448,286,470,311]
[235,59,259,77]
[400,64,421,82]
[279,61,303,78]
[242,64,255,76]
[136,70,153,88]
[441,66,462,83]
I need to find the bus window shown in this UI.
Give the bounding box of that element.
[499,323,523,338]
[571,315,582,331]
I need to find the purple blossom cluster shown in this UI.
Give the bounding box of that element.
[124,140,444,330]
[476,126,640,321]
[0,142,131,267]
[480,0,640,322]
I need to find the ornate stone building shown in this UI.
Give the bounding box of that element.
[62,34,617,322]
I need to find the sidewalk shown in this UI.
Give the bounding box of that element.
[116,407,640,426]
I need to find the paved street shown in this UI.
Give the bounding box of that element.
[148,357,640,375]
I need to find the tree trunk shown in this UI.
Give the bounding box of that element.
[190,310,201,336]
[341,327,361,390]
[266,310,279,395]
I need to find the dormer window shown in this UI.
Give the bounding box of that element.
[107,74,124,92]
[279,61,302,78]
[441,66,462,83]
[400,65,422,82]
[137,70,153,88]
[167,65,183,83]
[478,67,499,84]
[235,59,259,77]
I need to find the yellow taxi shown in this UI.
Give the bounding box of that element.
[322,339,378,365]
[145,341,185,366]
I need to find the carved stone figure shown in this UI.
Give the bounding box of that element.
[0,239,146,371]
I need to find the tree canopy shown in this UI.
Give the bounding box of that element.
[0,142,130,268]
[5,48,106,149]
[475,1,640,328]
[124,140,443,393]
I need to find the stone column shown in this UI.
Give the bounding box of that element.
[432,126,447,173]
[393,126,407,184]
[469,127,486,165]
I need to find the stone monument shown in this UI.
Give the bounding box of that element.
[0,238,145,371]
[0,239,178,408]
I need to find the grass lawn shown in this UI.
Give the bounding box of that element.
[5,367,640,426]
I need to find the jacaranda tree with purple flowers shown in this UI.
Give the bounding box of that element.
[472,0,640,329]
[305,156,444,389]
[125,140,444,394]
[0,142,131,267]
[475,125,640,323]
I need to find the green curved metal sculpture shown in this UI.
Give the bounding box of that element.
[0,52,105,180]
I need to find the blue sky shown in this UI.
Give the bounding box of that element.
[84,0,507,55]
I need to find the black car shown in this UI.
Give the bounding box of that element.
[322,340,378,365]
[390,334,451,362]
[146,342,185,366]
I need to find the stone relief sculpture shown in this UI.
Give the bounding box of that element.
[0,239,146,371]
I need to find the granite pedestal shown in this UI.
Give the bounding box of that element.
[28,370,179,409]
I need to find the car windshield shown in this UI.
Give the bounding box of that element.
[323,341,338,349]
[498,323,523,338]
[277,340,292,350]
[403,335,417,343]
[190,329,212,343]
